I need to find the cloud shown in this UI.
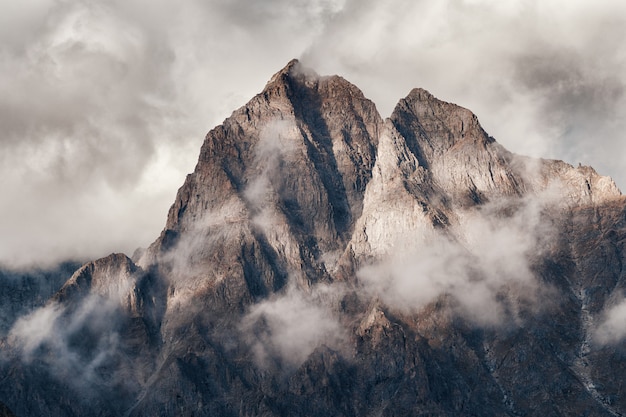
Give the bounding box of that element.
[7,292,123,391]
[593,299,626,345]
[240,282,347,369]
[244,119,300,226]
[237,192,559,368]
[0,0,183,268]
[357,193,555,326]
[7,302,66,359]
[0,0,344,268]
[152,196,248,303]
[4,262,141,391]
[3,0,626,268]
[303,0,626,185]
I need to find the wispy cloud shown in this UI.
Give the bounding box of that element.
[7,293,123,390]
[243,118,300,230]
[594,299,626,345]
[357,193,556,326]
[240,281,347,369]
[5,260,141,391]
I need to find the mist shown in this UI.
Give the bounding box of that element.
[358,192,557,327]
[240,281,347,369]
[594,299,626,345]
[7,293,125,392]
[2,258,144,400]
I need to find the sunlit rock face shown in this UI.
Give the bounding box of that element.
[2,60,626,417]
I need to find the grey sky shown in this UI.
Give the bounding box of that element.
[1,0,625,268]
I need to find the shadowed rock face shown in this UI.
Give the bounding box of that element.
[2,60,626,417]
[0,402,16,417]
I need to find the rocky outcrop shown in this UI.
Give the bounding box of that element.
[392,88,525,200]
[2,60,626,416]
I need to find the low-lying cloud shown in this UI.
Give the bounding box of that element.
[593,299,626,345]
[240,282,347,369]
[4,264,140,392]
[151,119,302,295]
[244,119,300,229]
[148,196,248,302]
[237,190,559,367]
[358,194,555,326]
[7,293,123,390]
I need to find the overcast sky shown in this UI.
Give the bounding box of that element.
[1,0,625,268]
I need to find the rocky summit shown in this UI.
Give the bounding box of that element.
[2,60,626,416]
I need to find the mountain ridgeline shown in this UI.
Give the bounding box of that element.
[2,60,626,416]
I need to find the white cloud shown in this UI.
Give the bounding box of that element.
[8,302,66,359]
[358,194,554,326]
[243,118,300,229]
[304,0,626,184]
[240,282,347,368]
[594,298,626,345]
[2,0,625,268]
[7,287,131,390]
[0,0,344,268]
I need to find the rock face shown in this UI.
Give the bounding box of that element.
[2,60,626,416]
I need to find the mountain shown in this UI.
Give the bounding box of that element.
[2,59,626,416]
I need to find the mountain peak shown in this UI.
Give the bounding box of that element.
[261,59,372,113]
[393,87,479,132]
[405,87,436,101]
[266,58,318,88]
[267,58,300,83]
